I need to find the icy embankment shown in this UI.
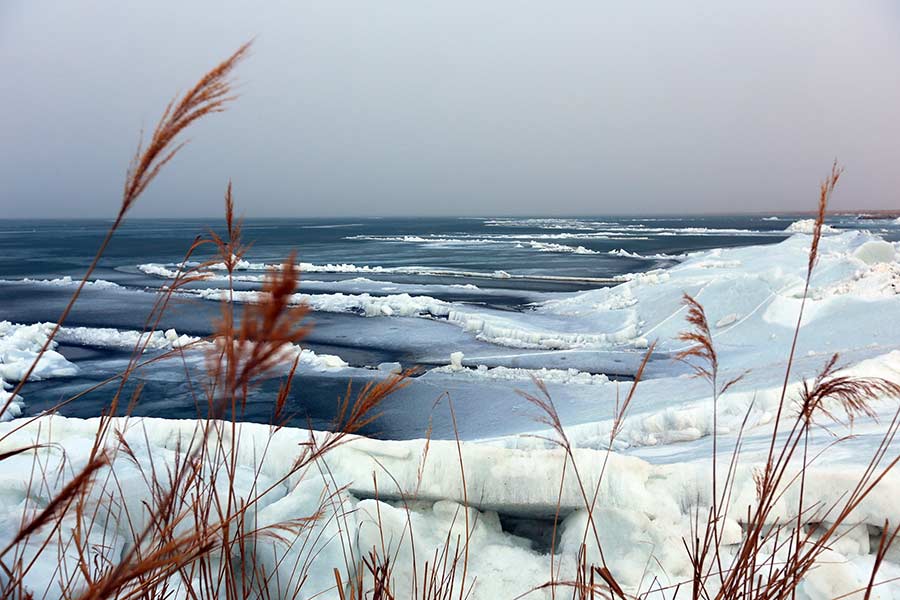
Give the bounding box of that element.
[535,232,900,353]
[458,233,900,449]
[2,413,900,599]
[527,240,598,254]
[607,248,688,260]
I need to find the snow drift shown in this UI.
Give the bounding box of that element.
[2,406,900,599]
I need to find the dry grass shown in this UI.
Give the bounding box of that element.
[0,42,249,429]
[1,44,899,600]
[518,164,900,600]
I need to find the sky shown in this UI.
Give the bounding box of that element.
[2,1,899,218]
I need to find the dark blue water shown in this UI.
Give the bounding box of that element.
[2,215,896,438]
[0,216,809,279]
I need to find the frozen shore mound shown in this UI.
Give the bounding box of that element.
[535,231,899,354]
[2,412,900,599]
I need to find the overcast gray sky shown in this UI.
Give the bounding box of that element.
[2,1,899,218]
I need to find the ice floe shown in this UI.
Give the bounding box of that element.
[429,361,611,385]
[527,240,598,254]
[607,248,688,260]
[786,219,839,234]
[0,321,349,415]
[0,276,122,288]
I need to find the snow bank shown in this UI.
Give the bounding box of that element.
[136,264,539,300]
[195,288,452,319]
[56,326,199,351]
[482,218,773,237]
[346,235,509,245]
[137,262,183,277]
[0,381,22,421]
[190,288,634,349]
[853,239,897,265]
[536,231,899,353]
[348,231,640,242]
[2,415,899,598]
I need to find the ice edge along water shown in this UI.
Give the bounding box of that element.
[2,229,900,598]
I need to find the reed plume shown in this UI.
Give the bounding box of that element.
[0,42,252,425]
[121,45,250,219]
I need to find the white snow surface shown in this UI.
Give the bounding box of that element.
[3,403,900,599]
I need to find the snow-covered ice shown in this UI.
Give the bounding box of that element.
[0,320,349,419]
[607,248,688,260]
[186,232,899,359]
[3,397,900,599]
[0,276,123,289]
[527,240,598,254]
[3,230,900,598]
[786,219,839,234]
